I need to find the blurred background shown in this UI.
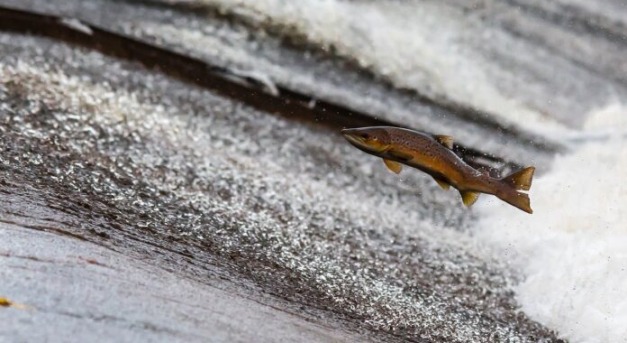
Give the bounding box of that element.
[1,1,626,342]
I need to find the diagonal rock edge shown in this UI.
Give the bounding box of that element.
[0,4,560,176]
[119,0,568,149]
[0,39,563,341]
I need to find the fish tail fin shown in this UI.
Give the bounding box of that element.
[501,166,535,192]
[498,166,535,214]
[497,191,533,214]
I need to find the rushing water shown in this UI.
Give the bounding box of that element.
[477,105,627,342]
[1,0,626,341]
[195,1,627,341]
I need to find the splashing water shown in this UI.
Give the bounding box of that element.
[476,104,627,343]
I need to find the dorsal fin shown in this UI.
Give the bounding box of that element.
[434,135,454,149]
[383,159,402,174]
[459,190,480,207]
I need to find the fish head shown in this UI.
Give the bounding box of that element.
[341,127,391,154]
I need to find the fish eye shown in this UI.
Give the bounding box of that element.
[360,133,378,141]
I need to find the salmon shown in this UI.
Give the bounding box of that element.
[342,126,535,213]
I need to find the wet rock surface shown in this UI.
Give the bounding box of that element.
[1,222,367,342]
[0,0,562,167]
[2,0,624,342]
[0,33,555,341]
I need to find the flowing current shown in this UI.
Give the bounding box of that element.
[1,0,625,341]
[202,1,627,341]
[476,105,627,342]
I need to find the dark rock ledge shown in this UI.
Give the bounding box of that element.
[4,0,623,341]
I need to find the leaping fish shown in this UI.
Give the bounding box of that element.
[341,126,535,213]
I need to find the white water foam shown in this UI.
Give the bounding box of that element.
[476,104,627,342]
[197,0,568,133]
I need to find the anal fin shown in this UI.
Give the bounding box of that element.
[459,190,480,207]
[383,159,402,174]
[433,177,450,190]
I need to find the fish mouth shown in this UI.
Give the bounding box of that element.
[341,129,366,147]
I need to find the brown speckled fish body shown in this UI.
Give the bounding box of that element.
[342,126,535,213]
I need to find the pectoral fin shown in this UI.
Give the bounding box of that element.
[459,190,480,207]
[433,177,450,190]
[434,135,454,149]
[383,159,402,174]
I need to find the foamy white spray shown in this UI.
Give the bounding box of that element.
[476,104,627,343]
[196,0,566,132]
